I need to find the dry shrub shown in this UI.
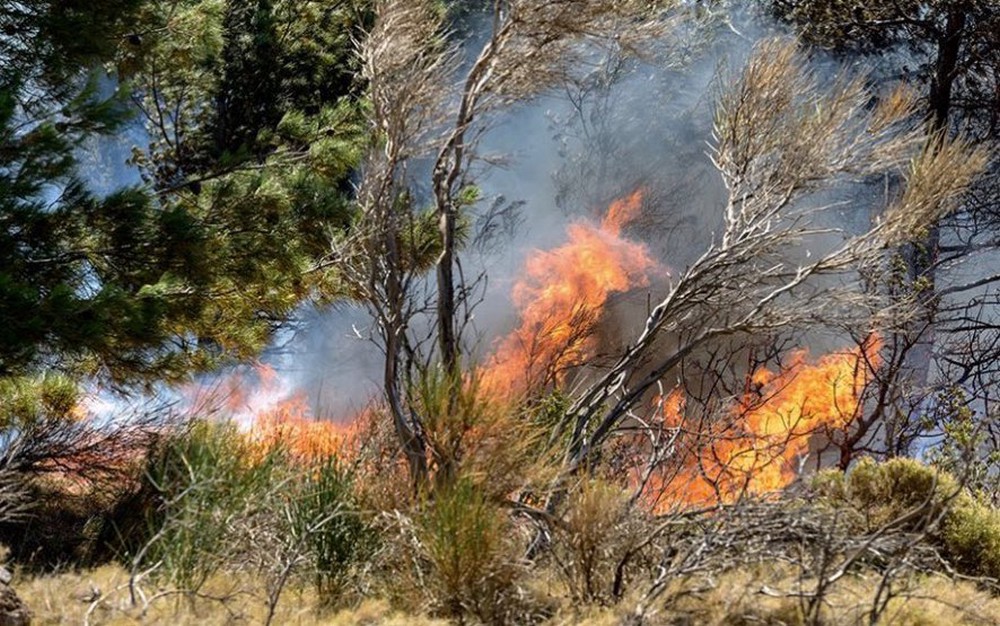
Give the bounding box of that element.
[419,478,524,622]
[622,563,1000,625]
[18,559,1000,625]
[16,563,448,625]
[349,369,564,624]
[349,405,416,514]
[549,478,652,606]
[0,375,162,569]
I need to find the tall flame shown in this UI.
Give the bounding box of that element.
[481,190,656,397]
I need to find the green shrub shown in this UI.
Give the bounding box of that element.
[813,457,1000,581]
[940,497,1000,580]
[128,419,283,591]
[287,457,376,603]
[813,458,959,531]
[409,477,524,623]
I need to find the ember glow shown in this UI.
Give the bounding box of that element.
[649,336,882,508]
[481,190,657,397]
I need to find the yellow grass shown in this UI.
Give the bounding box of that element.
[17,565,446,625]
[12,561,1000,625]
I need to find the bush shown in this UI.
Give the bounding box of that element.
[417,478,523,623]
[813,457,1000,581]
[126,419,284,591]
[378,476,528,624]
[941,497,1000,581]
[551,478,647,605]
[0,374,157,569]
[813,457,959,531]
[287,457,376,603]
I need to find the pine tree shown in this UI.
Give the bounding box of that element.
[0,0,369,385]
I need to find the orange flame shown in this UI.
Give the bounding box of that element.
[186,363,351,464]
[646,336,882,508]
[250,391,351,463]
[481,190,656,397]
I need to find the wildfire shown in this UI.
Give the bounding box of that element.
[647,336,882,508]
[481,190,656,397]
[174,187,880,502]
[197,363,351,463]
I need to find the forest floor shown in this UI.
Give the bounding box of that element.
[15,562,1000,625]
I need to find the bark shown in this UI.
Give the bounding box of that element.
[897,8,966,452]
[432,9,505,384]
[384,207,428,487]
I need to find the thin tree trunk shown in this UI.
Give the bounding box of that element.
[896,9,965,453]
[436,205,458,381]
[384,207,428,487]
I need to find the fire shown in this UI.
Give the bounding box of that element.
[191,363,351,463]
[647,336,882,508]
[251,391,350,463]
[481,190,656,397]
[163,190,655,467]
[170,187,878,500]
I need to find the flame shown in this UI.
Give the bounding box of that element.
[187,363,351,464]
[481,190,656,397]
[250,390,351,463]
[162,185,877,500]
[158,190,653,468]
[646,336,882,508]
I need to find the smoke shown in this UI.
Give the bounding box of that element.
[80,4,887,429]
[249,7,786,420]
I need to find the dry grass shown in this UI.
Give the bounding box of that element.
[17,564,449,625]
[12,559,1000,625]
[610,565,1000,626]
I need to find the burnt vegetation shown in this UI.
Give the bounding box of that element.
[4,1,1000,625]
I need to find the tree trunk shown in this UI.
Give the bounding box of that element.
[437,204,458,381]
[895,8,965,453]
[384,208,428,488]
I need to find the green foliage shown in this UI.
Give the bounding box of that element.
[207,0,371,161]
[920,387,1000,503]
[0,375,79,430]
[84,0,374,375]
[287,457,376,603]
[813,458,1000,581]
[0,0,374,385]
[941,496,1000,581]
[1,1,146,95]
[126,0,371,183]
[813,457,959,530]
[769,1,994,53]
[413,477,523,623]
[121,421,377,604]
[135,420,282,591]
